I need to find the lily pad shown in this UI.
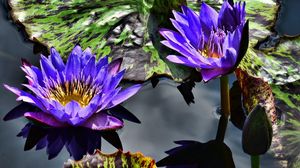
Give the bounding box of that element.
[8,0,299,83]
[7,0,193,82]
[272,80,300,168]
[64,150,157,168]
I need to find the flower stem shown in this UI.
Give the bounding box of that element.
[251,155,260,168]
[216,75,230,142]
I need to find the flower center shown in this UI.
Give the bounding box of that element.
[199,29,226,58]
[48,80,100,107]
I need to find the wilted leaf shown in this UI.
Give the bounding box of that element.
[64,150,157,168]
[242,104,273,155]
[235,68,277,123]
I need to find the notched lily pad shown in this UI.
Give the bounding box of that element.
[64,150,157,168]
[7,0,192,82]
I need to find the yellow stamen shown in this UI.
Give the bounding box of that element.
[48,80,99,107]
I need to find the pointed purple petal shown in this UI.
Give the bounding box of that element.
[81,48,93,68]
[110,84,142,108]
[108,58,122,76]
[4,84,46,110]
[50,47,65,71]
[96,56,109,72]
[82,56,96,77]
[40,55,58,80]
[172,10,188,25]
[81,113,123,131]
[24,112,67,127]
[200,2,218,37]
[218,1,236,32]
[201,68,231,82]
[166,55,200,68]
[64,100,81,118]
[65,46,82,81]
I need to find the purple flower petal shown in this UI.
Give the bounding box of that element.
[64,100,81,118]
[172,10,188,25]
[96,56,108,72]
[108,58,122,76]
[218,1,236,32]
[167,55,200,68]
[201,68,231,82]
[109,84,142,108]
[82,56,96,77]
[65,46,82,81]
[40,55,58,80]
[4,84,46,110]
[200,2,218,37]
[24,112,66,127]
[50,47,65,71]
[81,113,123,131]
[81,48,93,68]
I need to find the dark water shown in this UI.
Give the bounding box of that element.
[0,1,299,168]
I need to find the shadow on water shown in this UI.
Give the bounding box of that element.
[0,0,297,167]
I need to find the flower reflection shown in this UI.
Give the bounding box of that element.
[18,122,121,161]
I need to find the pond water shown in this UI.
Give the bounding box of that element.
[0,0,299,168]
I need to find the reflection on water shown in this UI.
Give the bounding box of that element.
[17,123,122,161]
[0,0,294,167]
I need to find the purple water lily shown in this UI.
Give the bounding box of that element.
[4,46,142,130]
[160,1,248,82]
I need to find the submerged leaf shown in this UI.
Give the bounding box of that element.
[64,150,157,168]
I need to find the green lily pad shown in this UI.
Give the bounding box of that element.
[8,0,299,83]
[64,150,157,168]
[8,0,192,82]
[272,80,300,168]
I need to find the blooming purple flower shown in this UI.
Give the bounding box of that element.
[4,46,142,130]
[159,1,249,82]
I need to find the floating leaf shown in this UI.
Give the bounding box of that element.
[242,104,273,155]
[7,0,194,82]
[272,80,300,168]
[64,150,157,168]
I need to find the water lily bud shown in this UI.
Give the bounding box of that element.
[242,104,273,155]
